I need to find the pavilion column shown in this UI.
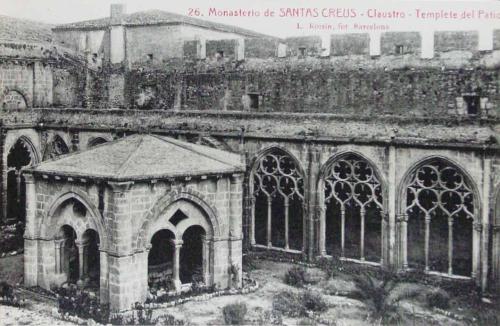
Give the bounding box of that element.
[54,239,65,273]
[171,239,183,291]
[76,240,88,280]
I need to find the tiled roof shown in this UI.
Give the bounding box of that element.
[30,134,244,181]
[53,10,270,38]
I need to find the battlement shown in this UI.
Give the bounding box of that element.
[180,30,497,61]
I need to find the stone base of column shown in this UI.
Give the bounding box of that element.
[50,273,67,288]
[173,279,182,292]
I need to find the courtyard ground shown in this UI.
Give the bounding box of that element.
[1,254,499,325]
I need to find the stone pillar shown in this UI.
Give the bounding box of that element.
[99,248,109,304]
[229,174,244,238]
[397,213,409,269]
[480,157,491,291]
[306,148,321,260]
[201,236,211,285]
[171,239,183,291]
[387,145,397,268]
[229,174,243,288]
[492,223,500,292]
[23,172,38,286]
[107,181,134,255]
[23,172,36,237]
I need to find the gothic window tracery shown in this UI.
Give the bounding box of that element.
[44,135,69,160]
[404,160,475,276]
[252,149,304,251]
[323,154,384,263]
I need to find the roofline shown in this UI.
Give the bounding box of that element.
[24,167,245,183]
[53,21,271,38]
[52,11,273,38]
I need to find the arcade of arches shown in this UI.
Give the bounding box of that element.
[248,147,499,293]
[9,131,500,310]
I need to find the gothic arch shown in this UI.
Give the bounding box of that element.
[396,155,481,278]
[396,155,481,215]
[249,145,306,177]
[491,184,500,291]
[317,151,387,264]
[136,189,220,251]
[87,136,110,148]
[41,190,108,249]
[248,145,306,251]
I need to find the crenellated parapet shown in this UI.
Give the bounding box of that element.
[178,30,499,62]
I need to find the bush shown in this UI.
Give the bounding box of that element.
[272,290,328,318]
[285,266,308,287]
[0,281,23,307]
[222,302,248,325]
[242,254,256,272]
[425,289,450,309]
[301,290,328,313]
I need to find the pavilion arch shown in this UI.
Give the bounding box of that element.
[317,151,387,264]
[41,190,108,250]
[248,145,306,252]
[396,155,481,279]
[136,190,220,252]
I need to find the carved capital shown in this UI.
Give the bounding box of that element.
[230,173,244,184]
[473,222,483,232]
[107,181,134,193]
[396,214,409,223]
[170,239,184,247]
[23,171,35,184]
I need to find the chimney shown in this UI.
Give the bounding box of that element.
[110,4,126,19]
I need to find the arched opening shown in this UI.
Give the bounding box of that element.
[82,229,100,291]
[58,225,79,283]
[44,135,69,160]
[88,137,108,148]
[322,154,384,263]
[148,229,175,291]
[404,159,475,277]
[252,149,304,251]
[6,138,34,222]
[2,90,27,109]
[180,225,206,284]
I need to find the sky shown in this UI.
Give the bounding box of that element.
[0,0,499,38]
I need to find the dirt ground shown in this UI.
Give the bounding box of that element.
[0,255,498,325]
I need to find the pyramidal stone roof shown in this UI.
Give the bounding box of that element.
[53,10,270,38]
[30,134,244,181]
